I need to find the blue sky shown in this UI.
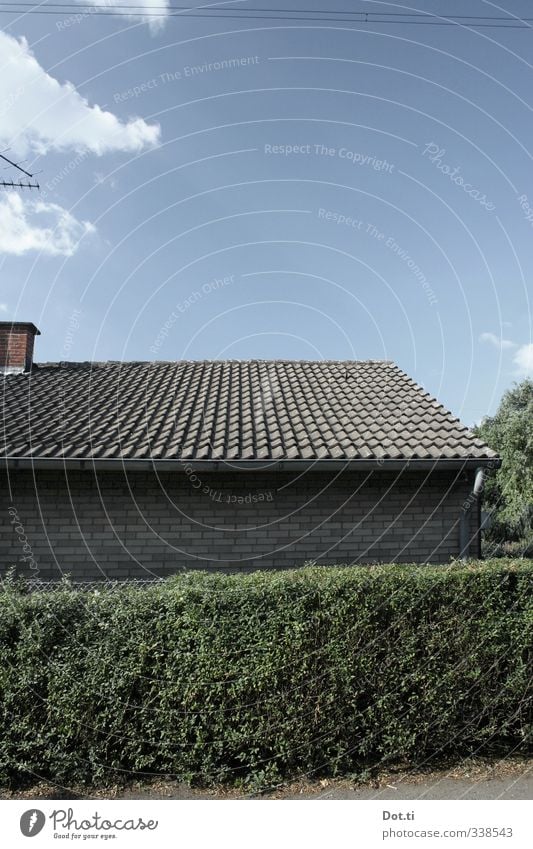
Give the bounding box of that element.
[1,0,532,425]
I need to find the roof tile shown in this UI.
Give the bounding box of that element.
[0,360,496,462]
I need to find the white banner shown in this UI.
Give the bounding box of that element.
[0,799,530,848]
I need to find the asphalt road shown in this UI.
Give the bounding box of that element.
[112,771,532,801]
[285,775,532,800]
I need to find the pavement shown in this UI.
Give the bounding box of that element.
[3,763,531,801]
[283,774,532,800]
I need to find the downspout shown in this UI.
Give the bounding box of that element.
[459,467,485,560]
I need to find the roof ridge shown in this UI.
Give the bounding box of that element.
[32,358,395,367]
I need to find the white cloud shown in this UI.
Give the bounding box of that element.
[479,332,516,351]
[0,192,94,256]
[94,171,118,190]
[513,343,533,376]
[0,31,160,157]
[74,0,169,33]
[0,303,8,312]
[479,333,533,377]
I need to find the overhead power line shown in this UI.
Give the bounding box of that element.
[1,3,532,14]
[0,4,533,26]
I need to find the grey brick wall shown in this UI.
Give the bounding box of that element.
[1,468,478,580]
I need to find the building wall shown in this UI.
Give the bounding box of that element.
[1,468,478,580]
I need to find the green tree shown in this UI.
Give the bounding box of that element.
[474,379,533,543]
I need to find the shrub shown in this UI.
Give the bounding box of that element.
[482,538,533,559]
[0,561,531,789]
[474,379,533,543]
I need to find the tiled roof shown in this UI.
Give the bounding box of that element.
[0,360,495,463]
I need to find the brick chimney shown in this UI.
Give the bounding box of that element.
[0,322,41,374]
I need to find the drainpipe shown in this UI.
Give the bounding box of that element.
[459,467,485,560]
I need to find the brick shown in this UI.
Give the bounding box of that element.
[0,469,476,579]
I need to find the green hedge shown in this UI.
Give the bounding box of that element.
[0,561,531,788]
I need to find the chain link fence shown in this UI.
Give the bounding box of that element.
[2,577,168,593]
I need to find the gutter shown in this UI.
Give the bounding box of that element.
[459,467,486,560]
[1,456,500,472]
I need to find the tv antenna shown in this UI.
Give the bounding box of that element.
[0,152,40,190]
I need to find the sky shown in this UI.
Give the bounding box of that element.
[0,0,532,425]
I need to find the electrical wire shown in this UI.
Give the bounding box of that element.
[0,2,529,14]
[0,3,532,26]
